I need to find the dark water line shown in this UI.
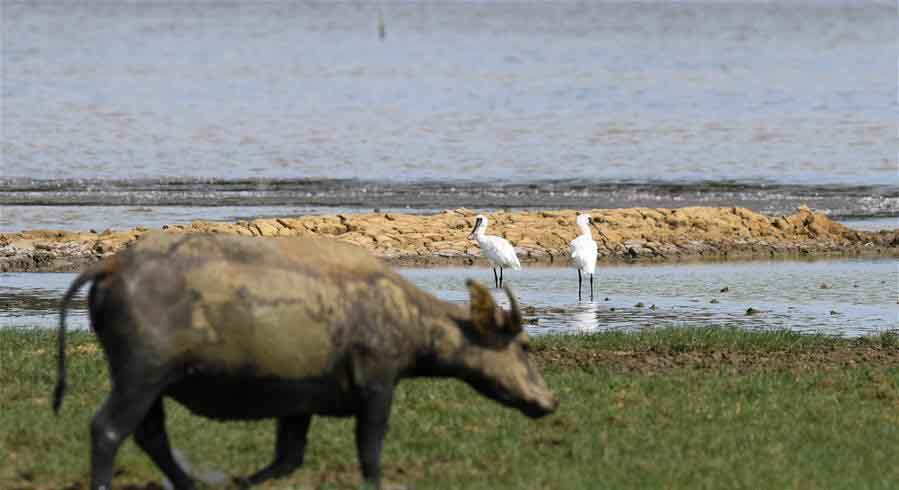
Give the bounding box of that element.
[2,178,897,219]
[5,176,898,192]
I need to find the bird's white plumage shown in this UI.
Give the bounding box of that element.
[470,215,521,270]
[570,214,597,275]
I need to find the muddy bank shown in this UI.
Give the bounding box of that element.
[533,343,899,374]
[1,206,897,273]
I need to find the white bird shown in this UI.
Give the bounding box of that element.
[467,214,521,288]
[570,212,606,300]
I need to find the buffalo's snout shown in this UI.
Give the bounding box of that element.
[518,349,558,418]
[520,387,559,418]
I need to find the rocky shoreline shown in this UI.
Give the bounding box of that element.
[1,206,897,273]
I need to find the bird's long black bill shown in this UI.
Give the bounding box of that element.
[592,223,610,240]
[467,217,482,240]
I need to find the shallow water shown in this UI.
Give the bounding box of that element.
[400,260,899,337]
[0,273,90,331]
[4,258,896,337]
[838,217,899,232]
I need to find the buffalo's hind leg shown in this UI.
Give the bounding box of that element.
[240,414,312,486]
[91,381,170,490]
[134,398,195,490]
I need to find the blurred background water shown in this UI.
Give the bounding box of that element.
[2,1,897,232]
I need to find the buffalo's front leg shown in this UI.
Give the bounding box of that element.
[242,414,312,486]
[355,389,394,490]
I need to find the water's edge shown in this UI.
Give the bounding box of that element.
[4,259,896,336]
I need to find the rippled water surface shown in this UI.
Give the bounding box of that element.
[5,0,896,185]
[2,1,897,231]
[4,259,896,337]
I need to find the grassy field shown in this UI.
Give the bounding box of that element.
[2,327,898,490]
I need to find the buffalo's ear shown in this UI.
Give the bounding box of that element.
[466,280,523,336]
[502,284,523,335]
[466,279,502,336]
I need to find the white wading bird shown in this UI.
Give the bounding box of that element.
[570,212,608,301]
[467,214,521,288]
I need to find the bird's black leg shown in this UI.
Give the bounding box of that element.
[590,273,594,301]
[499,267,504,288]
[493,268,499,289]
[577,269,582,301]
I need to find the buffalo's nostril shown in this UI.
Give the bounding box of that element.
[522,394,559,418]
[549,396,560,411]
[542,395,559,413]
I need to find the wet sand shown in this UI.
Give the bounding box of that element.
[1,206,896,273]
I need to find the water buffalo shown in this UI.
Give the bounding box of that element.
[54,233,558,489]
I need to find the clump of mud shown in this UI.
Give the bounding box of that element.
[1,206,896,272]
[533,342,899,375]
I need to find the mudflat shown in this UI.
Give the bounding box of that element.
[1,206,896,273]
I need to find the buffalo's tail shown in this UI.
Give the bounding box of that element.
[54,258,118,414]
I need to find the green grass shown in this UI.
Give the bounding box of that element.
[2,327,898,490]
[534,326,899,352]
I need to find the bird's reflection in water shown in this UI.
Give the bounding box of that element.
[569,301,600,333]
